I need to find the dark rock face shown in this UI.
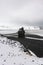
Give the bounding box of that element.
[18,27,25,38]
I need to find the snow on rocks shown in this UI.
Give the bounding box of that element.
[0,36,43,65]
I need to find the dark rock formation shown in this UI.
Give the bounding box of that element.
[18,27,25,38]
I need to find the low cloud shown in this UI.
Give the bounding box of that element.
[0,0,43,27]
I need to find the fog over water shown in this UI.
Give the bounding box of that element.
[0,0,43,28]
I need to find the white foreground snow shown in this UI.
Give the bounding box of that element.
[0,36,43,65]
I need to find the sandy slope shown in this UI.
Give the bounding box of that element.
[0,36,43,65]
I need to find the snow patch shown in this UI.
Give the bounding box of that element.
[0,36,43,65]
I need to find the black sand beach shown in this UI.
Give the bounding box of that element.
[4,33,43,58]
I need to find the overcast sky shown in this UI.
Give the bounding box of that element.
[0,0,43,27]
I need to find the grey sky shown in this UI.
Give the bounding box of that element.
[0,0,43,27]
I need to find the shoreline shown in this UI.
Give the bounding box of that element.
[0,33,43,57]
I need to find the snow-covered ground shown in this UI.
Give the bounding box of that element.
[0,36,43,65]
